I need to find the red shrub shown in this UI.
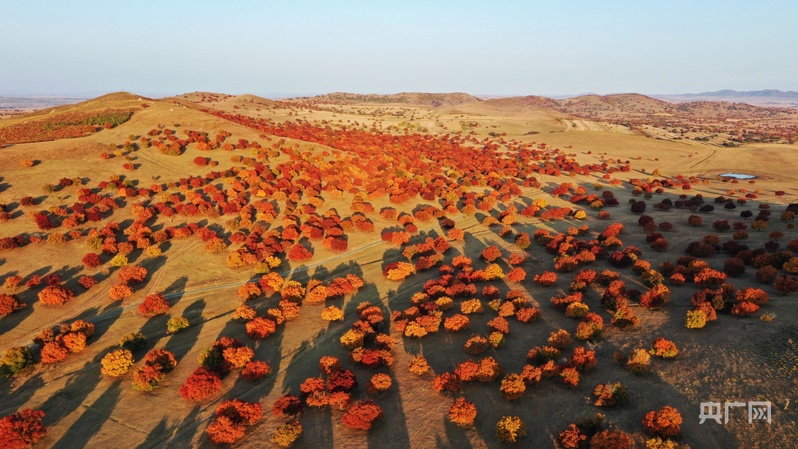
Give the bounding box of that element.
[215,399,262,425]
[179,367,222,402]
[78,275,97,289]
[82,253,102,269]
[138,293,170,316]
[328,369,358,393]
[723,258,746,277]
[650,238,669,252]
[33,212,53,231]
[0,409,47,449]
[694,268,726,288]
[287,244,313,262]
[271,395,303,417]
[756,266,779,283]
[774,275,798,294]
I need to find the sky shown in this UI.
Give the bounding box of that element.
[1,0,797,98]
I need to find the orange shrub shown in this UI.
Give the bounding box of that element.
[408,355,430,375]
[500,374,526,400]
[223,346,255,369]
[38,285,74,306]
[736,287,769,305]
[101,349,134,377]
[62,332,87,353]
[432,372,461,394]
[558,423,587,449]
[207,399,262,444]
[367,373,392,394]
[488,316,510,334]
[448,398,477,427]
[650,338,679,358]
[108,283,133,301]
[383,262,415,281]
[560,367,580,388]
[319,356,341,375]
[533,271,557,287]
[233,304,257,321]
[447,228,465,240]
[443,314,470,332]
[245,317,277,339]
[0,294,25,316]
[132,364,166,392]
[117,265,147,284]
[593,382,628,407]
[640,284,670,309]
[515,307,541,323]
[576,313,604,341]
[731,301,760,316]
[460,298,484,314]
[589,429,634,449]
[242,361,271,381]
[321,305,344,321]
[481,245,503,262]
[40,341,69,364]
[506,267,526,282]
[237,282,261,301]
[642,406,683,437]
[547,329,571,349]
[143,348,177,371]
[341,400,383,431]
[495,416,526,443]
[569,346,597,371]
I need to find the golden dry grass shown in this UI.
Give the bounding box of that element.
[0,92,796,448]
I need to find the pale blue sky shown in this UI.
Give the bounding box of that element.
[1,0,796,97]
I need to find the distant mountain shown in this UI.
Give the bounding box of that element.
[686,89,798,98]
[293,92,481,107]
[655,90,798,108]
[0,96,87,111]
